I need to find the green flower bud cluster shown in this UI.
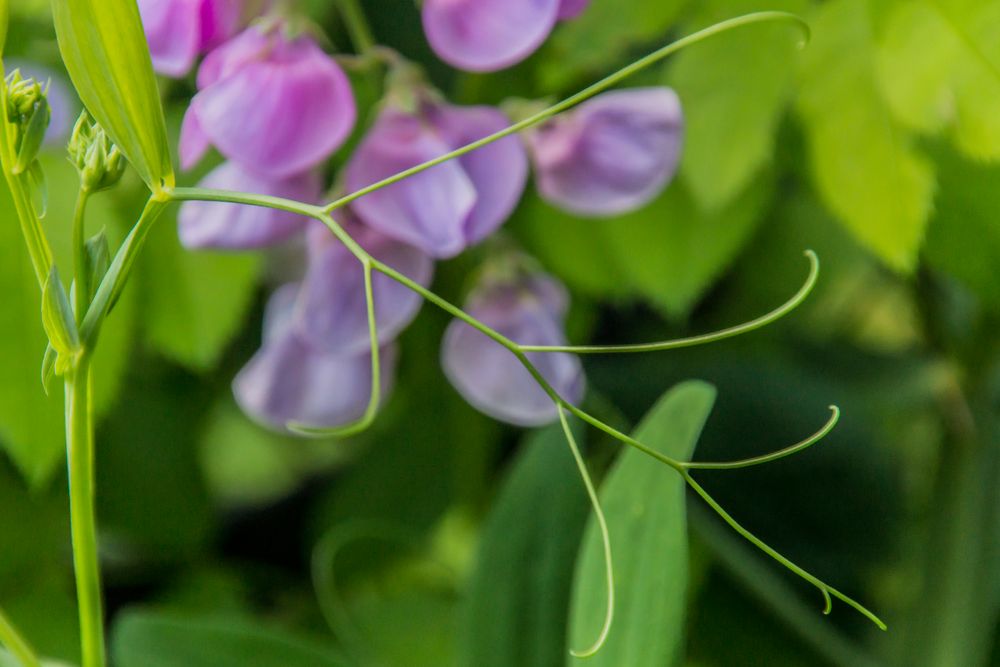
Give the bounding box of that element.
[67,110,126,193]
[4,69,50,174]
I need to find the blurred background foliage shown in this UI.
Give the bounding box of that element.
[2,0,1000,665]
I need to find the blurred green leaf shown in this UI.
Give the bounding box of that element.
[796,0,934,272]
[877,0,1000,160]
[137,217,260,371]
[514,176,770,318]
[112,611,347,667]
[50,0,174,193]
[458,422,589,667]
[0,155,132,485]
[666,0,806,211]
[925,144,1000,308]
[537,0,687,90]
[0,649,73,667]
[568,380,716,666]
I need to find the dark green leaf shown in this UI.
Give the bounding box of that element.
[568,380,716,666]
[50,0,174,192]
[458,422,589,667]
[112,611,347,667]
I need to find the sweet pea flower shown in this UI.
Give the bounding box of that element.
[295,217,434,355]
[177,161,320,249]
[422,0,589,72]
[138,0,242,77]
[180,23,356,179]
[526,87,683,216]
[234,284,397,432]
[442,269,584,426]
[345,101,528,258]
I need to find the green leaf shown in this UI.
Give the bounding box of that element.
[568,380,716,666]
[537,0,688,90]
[50,0,174,193]
[513,176,771,318]
[0,155,133,485]
[924,143,1000,308]
[112,611,347,667]
[458,422,589,667]
[665,0,806,210]
[876,0,1000,160]
[40,267,79,361]
[137,216,260,371]
[796,0,934,272]
[84,229,111,302]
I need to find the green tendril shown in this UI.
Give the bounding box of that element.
[558,406,614,658]
[522,250,819,354]
[682,405,839,471]
[320,10,810,215]
[0,606,41,667]
[288,258,382,438]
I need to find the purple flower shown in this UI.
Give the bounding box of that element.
[345,101,527,258]
[138,0,242,77]
[295,217,434,355]
[234,284,397,433]
[177,161,320,249]
[527,87,683,216]
[180,24,356,179]
[422,0,561,72]
[442,270,584,426]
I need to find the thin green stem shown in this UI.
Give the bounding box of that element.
[558,406,614,658]
[681,469,886,630]
[4,170,53,288]
[65,356,107,667]
[335,0,376,55]
[0,607,41,667]
[522,250,819,354]
[289,259,383,437]
[71,188,90,321]
[79,196,168,346]
[682,406,839,471]
[322,11,809,215]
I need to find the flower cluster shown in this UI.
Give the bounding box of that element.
[139,1,683,432]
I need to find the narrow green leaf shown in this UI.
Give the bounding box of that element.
[568,380,716,666]
[665,0,806,210]
[84,229,110,302]
[458,422,589,667]
[0,0,8,55]
[796,0,934,272]
[112,612,347,667]
[50,0,174,193]
[40,267,79,359]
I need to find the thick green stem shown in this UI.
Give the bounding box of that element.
[0,607,41,667]
[65,357,106,667]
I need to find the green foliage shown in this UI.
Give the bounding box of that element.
[0,155,133,485]
[111,612,347,667]
[458,422,589,667]
[568,381,716,666]
[50,0,174,193]
[537,0,689,90]
[514,177,770,318]
[665,0,805,211]
[796,0,934,273]
[877,0,1000,161]
[136,215,260,371]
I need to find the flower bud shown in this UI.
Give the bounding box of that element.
[4,70,51,174]
[67,111,127,192]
